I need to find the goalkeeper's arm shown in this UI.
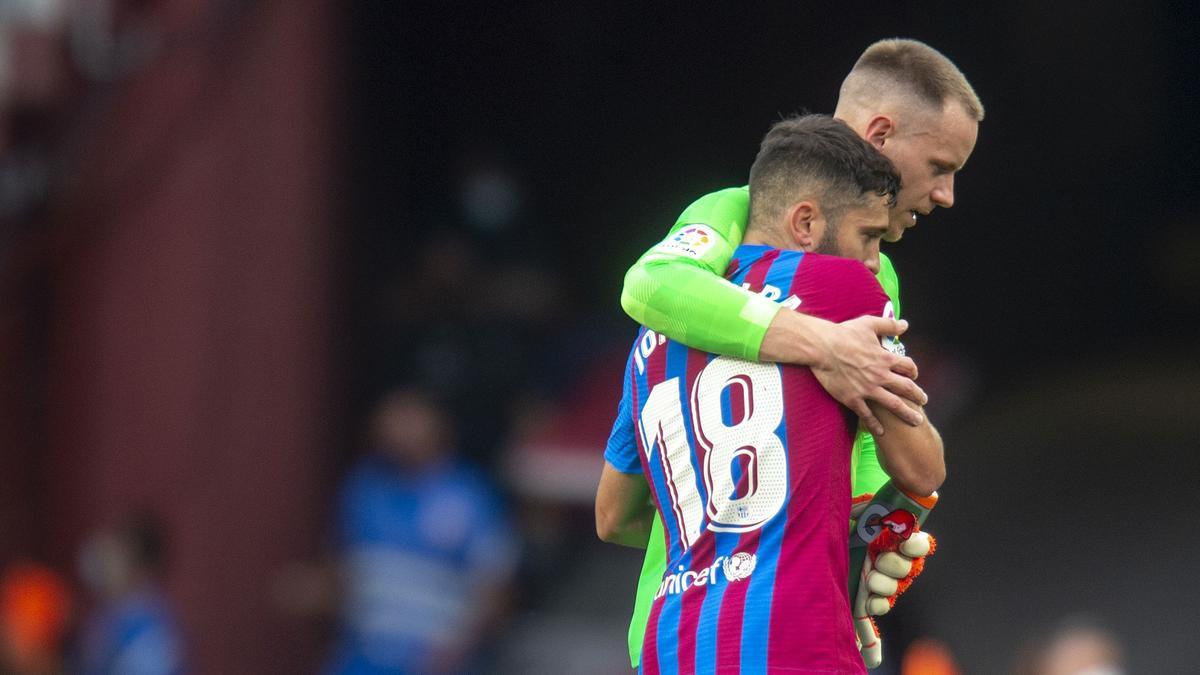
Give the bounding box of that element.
[620,188,925,434]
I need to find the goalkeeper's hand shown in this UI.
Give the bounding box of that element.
[850,496,937,669]
[863,530,935,615]
[849,496,937,616]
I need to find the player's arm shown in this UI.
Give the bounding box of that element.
[620,187,772,360]
[621,187,925,434]
[596,353,655,548]
[595,463,655,548]
[868,399,945,497]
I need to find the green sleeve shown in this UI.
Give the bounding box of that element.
[851,433,892,498]
[620,186,781,361]
[627,513,666,667]
[850,252,901,497]
[875,252,901,320]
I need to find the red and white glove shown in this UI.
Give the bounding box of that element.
[850,496,936,668]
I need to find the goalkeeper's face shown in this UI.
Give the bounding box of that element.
[880,103,978,242]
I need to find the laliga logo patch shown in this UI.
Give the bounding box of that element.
[656,225,714,258]
[883,337,906,357]
[879,301,906,356]
[722,551,757,582]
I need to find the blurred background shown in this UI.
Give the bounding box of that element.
[0,0,1196,673]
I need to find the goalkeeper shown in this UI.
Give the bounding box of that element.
[618,39,983,668]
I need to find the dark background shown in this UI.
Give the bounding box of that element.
[349,1,1200,377]
[0,1,1196,672]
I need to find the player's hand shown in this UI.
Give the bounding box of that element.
[812,315,926,436]
[853,530,936,669]
[862,531,935,616]
[849,495,935,617]
[853,563,883,670]
[850,492,937,668]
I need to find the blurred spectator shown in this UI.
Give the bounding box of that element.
[76,514,183,675]
[296,388,518,674]
[1013,616,1124,675]
[0,561,71,674]
[901,637,961,675]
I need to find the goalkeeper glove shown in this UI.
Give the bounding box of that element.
[850,493,937,668]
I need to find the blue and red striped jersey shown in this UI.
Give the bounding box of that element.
[604,245,890,674]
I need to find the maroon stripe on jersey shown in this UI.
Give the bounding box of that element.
[675,536,716,675]
[714,530,763,671]
[764,257,863,672]
[643,596,664,675]
[673,348,714,675]
[724,257,741,279]
[742,248,781,290]
[768,368,857,670]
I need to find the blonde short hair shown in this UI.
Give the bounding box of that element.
[842,39,984,121]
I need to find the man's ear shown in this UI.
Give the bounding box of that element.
[786,201,818,250]
[863,114,895,149]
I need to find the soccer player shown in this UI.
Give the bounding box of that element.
[618,39,983,668]
[597,114,945,674]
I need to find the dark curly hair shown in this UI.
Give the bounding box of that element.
[748,114,899,236]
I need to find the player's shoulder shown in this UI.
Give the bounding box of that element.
[797,252,878,280]
[683,185,748,210]
[675,186,749,226]
[794,252,886,301]
[727,244,829,285]
[792,253,888,322]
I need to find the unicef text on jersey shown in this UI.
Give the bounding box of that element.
[653,552,758,600]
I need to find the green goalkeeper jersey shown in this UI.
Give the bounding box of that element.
[621,185,902,667]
